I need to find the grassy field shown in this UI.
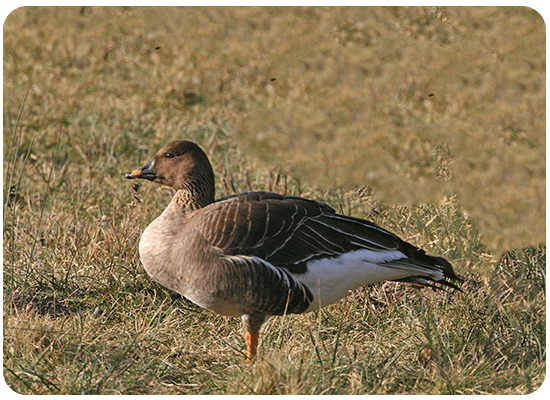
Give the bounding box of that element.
[3,7,546,394]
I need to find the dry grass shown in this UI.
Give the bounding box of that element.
[3,6,546,395]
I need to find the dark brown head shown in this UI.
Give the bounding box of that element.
[126,140,215,206]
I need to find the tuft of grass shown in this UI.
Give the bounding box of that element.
[3,6,545,395]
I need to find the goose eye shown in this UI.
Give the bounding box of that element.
[165,153,175,158]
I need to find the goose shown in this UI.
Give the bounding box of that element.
[125,140,461,363]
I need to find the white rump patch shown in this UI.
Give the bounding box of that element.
[295,249,439,312]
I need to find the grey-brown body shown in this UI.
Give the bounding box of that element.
[126,140,462,360]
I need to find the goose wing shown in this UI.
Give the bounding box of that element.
[191,192,459,285]
[189,191,370,270]
[184,191,460,317]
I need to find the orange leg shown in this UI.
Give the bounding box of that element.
[245,331,259,364]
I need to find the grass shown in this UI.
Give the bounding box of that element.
[3,6,546,395]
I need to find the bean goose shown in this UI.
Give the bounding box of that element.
[125,140,461,363]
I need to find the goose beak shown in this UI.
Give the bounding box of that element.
[125,160,156,180]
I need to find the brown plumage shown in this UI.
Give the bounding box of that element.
[126,140,462,363]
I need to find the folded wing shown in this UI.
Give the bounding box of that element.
[187,192,460,290]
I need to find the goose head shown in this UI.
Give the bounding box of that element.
[125,140,215,207]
